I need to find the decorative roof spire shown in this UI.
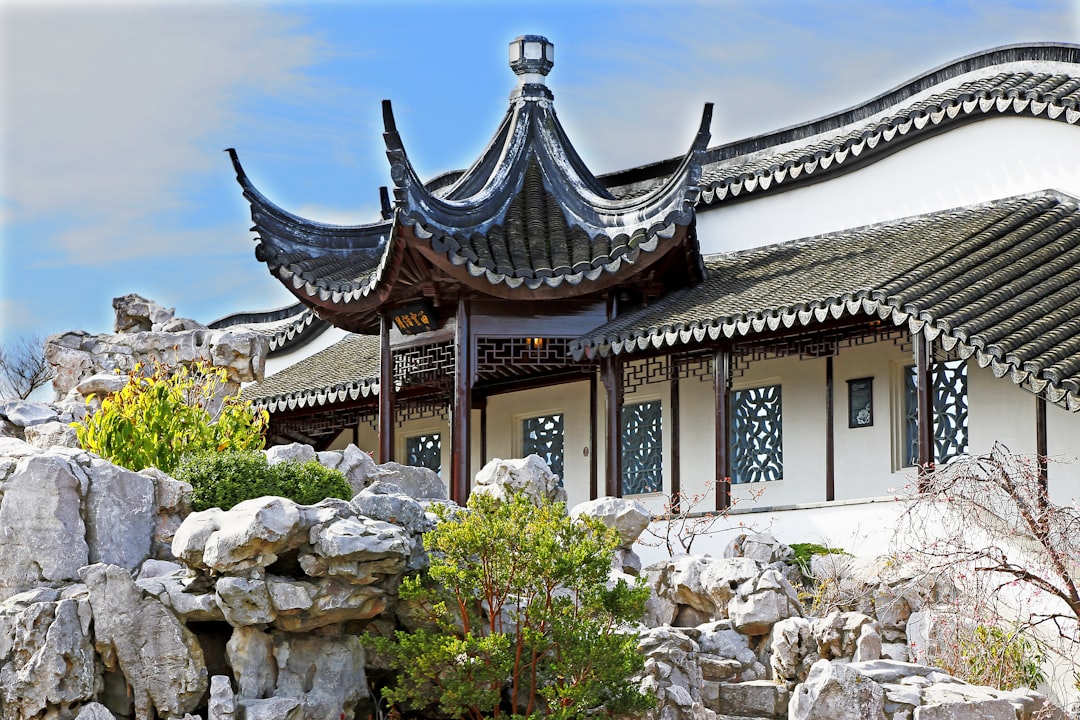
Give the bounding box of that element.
[509,35,555,101]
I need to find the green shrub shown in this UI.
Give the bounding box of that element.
[74,360,268,474]
[176,450,353,511]
[372,492,654,720]
[789,542,851,576]
[930,622,1046,691]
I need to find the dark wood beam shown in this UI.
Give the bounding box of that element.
[670,358,681,511]
[825,355,835,502]
[452,297,473,504]
[914,331,935,489]
[1036,395,1049,496]
[602,354,623,497]
[589,372,598,501]
[714,347,732,511]
[379,312,395,463]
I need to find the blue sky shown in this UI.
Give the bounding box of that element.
[1,1,1078,343]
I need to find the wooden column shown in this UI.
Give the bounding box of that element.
[1036,395,1048,496]
[378,312,395,463]
[714,347,732,511]
[452,298,472,504]
[478,396,488,470]
[589,372,599,500]
[670,357,682,510]
[825,356,835,502]
[914,331,935,489]
[602,354,624,498]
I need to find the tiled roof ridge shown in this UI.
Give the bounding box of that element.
[208,302,331,355]
[242,334,380,412]
[601,43,1080,194]
[569,190,1080,410]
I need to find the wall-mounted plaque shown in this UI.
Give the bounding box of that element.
[847,377,874,428]
[391,301,437,335]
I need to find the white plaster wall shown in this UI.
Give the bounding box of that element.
[967,362,1037,457]
[1045,404,1080,507]
[697,118,1080,255]
[484,381,595,508]
[833,341,914,500]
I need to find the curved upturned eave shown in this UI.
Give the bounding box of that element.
[384,99,710,239]
[381,99,710,292]
[228,148,392,253]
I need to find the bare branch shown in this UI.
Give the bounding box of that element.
[0,335,55,400]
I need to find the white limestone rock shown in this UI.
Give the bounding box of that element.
[637,626,706,720]
[350,482,432,534]
[812,611,876,661]
[80,563,207,720]
[113,293,175,333]
[913,699,1018,720]
[853,621,883,662]
[770,617,817,684]
[73,373,130,398]
[647,555,723,619]
[239,697,303,720]
[229,628,367,720]
[0,452,89,601]
[570,496,651,547]
[715,680,790,718]
[176,496,303,574]
[723,532,794,565]
[700,556,764,617]
[140,466,193,560]
[85,457,156,571]
[216,576,275,626]
[0,597,98,719]
[373,461,449,500]
[472,455,566,505]
[0,399,58,428]
[728,567,803,636]
[209,675,236,720]
[75,703,118,720]
[319,444,379,495]
[266,442,318,466]
[789,659,887,720]
[24,420,79,449]
[695,620,759,680]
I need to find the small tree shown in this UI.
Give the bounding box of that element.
[74,360,268,474]
[0,335,55,399]
[640,476,765,556]
[894,443,1080,697]
[373,492,653,720]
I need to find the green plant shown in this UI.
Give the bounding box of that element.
[929,621,1046,690]
[789,542,851,576]
[176,450,353,511]
[74,360,268,474]
[372,492,654,720]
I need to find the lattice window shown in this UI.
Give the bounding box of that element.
[623,357,668,393]
[394,341,454,391]
[903,360,968,466]
[405,433,442,475]
[621,401,662,495]
[522,414,564,482]
[731,385,783,483]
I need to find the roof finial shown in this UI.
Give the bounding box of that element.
[509,35,554,100]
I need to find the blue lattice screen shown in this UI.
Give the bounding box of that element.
[621,401,663,495]
[522,414,565,481]
[731,385,783,483]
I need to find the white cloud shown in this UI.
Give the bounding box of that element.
[0,2,324,259]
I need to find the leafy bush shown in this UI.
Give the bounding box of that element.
[74,360,267,474]
[176,450,353,511]
[372,492,654,720]
[929,621,1046,690]
[790,542,851,576]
